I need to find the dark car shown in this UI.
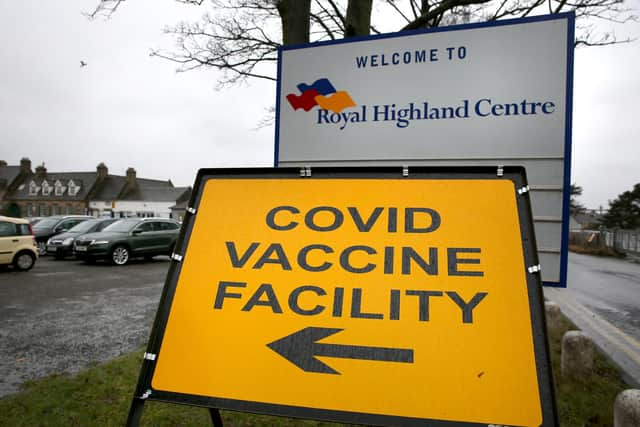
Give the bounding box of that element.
[32,215,93,255]
[46,218,118,259]
[27,217,44,226]
[74,218,181,265]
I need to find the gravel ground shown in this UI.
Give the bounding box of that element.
[0,256,168,397]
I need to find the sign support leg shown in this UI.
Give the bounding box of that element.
[209,408,224,426]
[125,397,145,427]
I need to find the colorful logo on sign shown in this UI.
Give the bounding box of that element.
[286,78,356,113]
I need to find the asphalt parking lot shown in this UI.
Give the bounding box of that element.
[0,255,170,397]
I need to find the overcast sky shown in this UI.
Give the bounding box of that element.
[0,0,637,209]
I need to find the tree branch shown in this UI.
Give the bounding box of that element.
[88,0,638,88]
[402,0,492,30]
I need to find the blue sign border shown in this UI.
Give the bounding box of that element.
[274,12,575,288]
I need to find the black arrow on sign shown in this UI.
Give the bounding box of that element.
[267,327,414,374]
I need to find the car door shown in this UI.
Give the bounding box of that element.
[152,221,179,254]
[0,221,18,264]
[129,221,155,254]
[140,221,171,254]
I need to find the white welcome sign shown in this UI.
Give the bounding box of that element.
[276,13,574,286]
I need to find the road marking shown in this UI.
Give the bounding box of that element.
[547,289,640,366]
[567,302,640,364]
[560,292,640,352]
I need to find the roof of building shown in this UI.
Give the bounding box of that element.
[9,172,98,201]
[169,199,189,210]
[136,178,173,188]
[91,175,127,200]
[121,186,190,202]
[0,165,22,189]
[573,211,604,227]
[2,160,189,205]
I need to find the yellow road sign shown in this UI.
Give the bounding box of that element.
[132,167,556,427]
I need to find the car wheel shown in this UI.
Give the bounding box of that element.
[13,251,35,271]
[37,241,47,256]
[111,245,130,266]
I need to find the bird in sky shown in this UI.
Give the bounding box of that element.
[80,60,87,67]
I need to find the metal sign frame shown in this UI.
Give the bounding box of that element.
[127,166,557,426]
[274,13,575,288]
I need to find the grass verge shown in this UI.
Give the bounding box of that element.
[547,315,628,426]
[0,315,628,426]
[569,244,623,258]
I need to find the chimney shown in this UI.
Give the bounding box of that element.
[35,163,47,180]
[126,167,136,182]
[20,157,32,174]
[125,167,138,191]
[97,162,108,180]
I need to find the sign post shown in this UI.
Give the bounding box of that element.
[127,166,557,426]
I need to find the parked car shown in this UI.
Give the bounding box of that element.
[46,218,119,259]
[74,218,181,265]
[27,217,44,225]
[0,216,38,271]
[32,215,93,255]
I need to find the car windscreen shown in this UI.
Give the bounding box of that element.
[101,219,139,233]
[33,218,59,229]
[68,220,100,233]
[96,220,117,231]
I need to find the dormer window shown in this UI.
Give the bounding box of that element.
[41,180,52,196]
[68,180,80,197]
[54,180,66,196]
[28,180,40,196]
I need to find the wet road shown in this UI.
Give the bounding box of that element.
[545,252,640,386]
[0,256,168,397]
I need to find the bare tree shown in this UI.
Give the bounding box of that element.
[86,0,204,18]
[152,1,283,86]
[86,0,126,18]
[88,0,636,87]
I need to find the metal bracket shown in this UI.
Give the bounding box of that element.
[527,264,541,274]
[497,165,504,177]
[186,207,196,214]
[517,185,530,195]
[171,253,183,262]
[140,389,152,400]
[300,166,312,177]
[143,352,156,361]
[402,165,409,177]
